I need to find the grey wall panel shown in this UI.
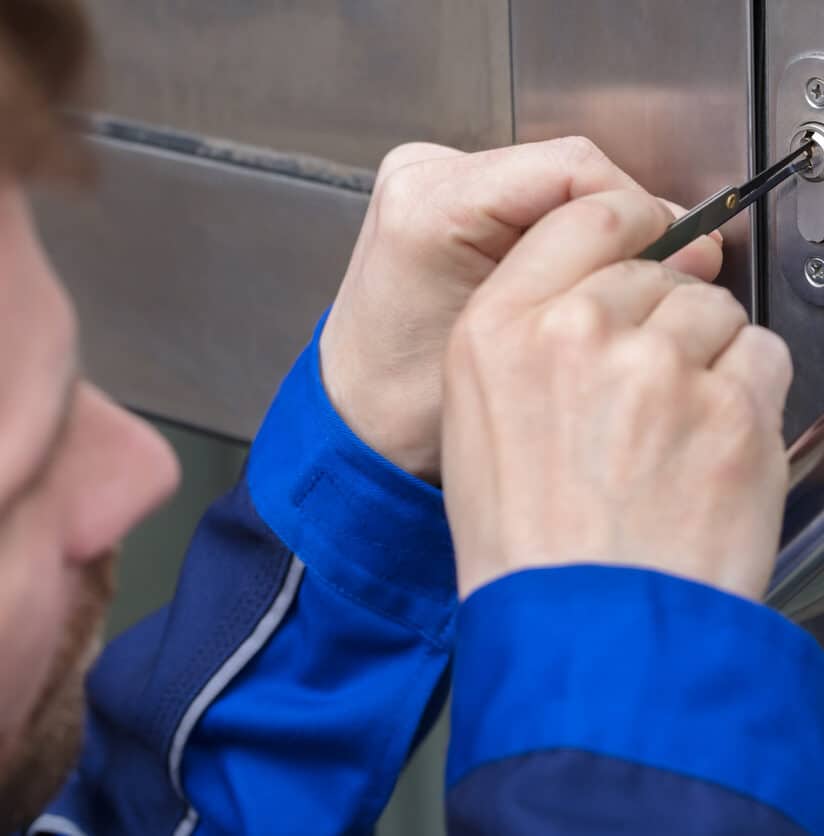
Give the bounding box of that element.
[85,1,513,168]
[31,138,369,440]
[510,0,755,311]
[764,0,824,441]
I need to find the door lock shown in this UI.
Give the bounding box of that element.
[776,56,824,305]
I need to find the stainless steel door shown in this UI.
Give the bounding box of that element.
[35,2,760,442]
[34,2,513,441]
[510,0,756,311]
[83,0,512,169]
[764,0,824,442]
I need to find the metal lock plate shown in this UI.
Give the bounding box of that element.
[791,124,824,242]
[777,55,824,305]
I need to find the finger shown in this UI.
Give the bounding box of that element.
[481,189,675,308]
[713,326,794,427]
[643,283,749,367]
[409,137,643,263]
[659,199,724,283]
[660,199,724,246]
[665,235,725,284]
[568,260,685,327]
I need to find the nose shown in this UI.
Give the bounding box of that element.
[57,383,181,564]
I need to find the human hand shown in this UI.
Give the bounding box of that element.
[320,139,723,483]
[442,188,792,601]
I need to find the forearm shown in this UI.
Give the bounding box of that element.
[186,319,459,833]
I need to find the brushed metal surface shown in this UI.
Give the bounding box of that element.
[31,137,370,441]
[510,0,755,311]
[85,0,513,168]
[765,0,824,441]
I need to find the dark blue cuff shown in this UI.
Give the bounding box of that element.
[248,313,456,647]
[448,565,824,833]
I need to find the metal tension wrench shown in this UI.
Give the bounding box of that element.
[639,139,816,262]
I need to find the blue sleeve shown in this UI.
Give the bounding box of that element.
[30,315,457,836]
[446,565,824,835]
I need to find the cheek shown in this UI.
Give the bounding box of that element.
[0,496,68,754]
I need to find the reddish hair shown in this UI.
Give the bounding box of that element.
[0,0,93,179]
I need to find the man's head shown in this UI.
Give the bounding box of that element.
[0,1,180,827]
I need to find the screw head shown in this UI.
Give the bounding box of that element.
[805,257,824,287]
[807,77,824,108]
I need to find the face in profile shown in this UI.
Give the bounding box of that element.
[0,2,180,828]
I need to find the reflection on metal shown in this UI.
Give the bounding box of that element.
[768,413,824,644]
[510,0,755,310]
[31,136,370,441]
[789,123,824,183]
[84,0,513,169]
[765,2,824,441]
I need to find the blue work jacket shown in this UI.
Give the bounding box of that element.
[25,317,824,835]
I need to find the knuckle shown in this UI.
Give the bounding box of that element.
[376,142,447,181]
[706,283,744,315]
[551,135,605,166]
[666,283,700,308]
[644,193,676,232]
[627,331,687,380]
[375,160,418,208]
[750,325,794,380]
[711,284,740,308]
[607,259,675,292]
[672,282,747,319]
[607,333,688,417]
[373,150,465,247]
[378,144,422,176]
[644,262,679,294]
[573,191,665,243]
[543,295,610,346]
[595,259,637,285]
[373,164,423,242]
[575,196,623,238]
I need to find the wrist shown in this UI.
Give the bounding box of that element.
[248,314,457,642]
[319,329,441,484]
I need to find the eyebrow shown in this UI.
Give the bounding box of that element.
[0,369,79,516]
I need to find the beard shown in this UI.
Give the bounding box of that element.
[0,553,115,833]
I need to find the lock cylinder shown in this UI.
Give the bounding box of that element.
[791,122,824,181]
[789,123,824,245]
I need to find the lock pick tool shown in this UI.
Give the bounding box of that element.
[639,141,815,262]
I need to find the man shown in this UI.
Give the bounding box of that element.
[0,0,179,827]
[1,2,821,835]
